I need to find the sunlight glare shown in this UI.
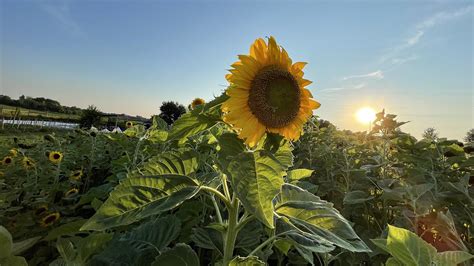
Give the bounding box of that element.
[356,107,376,124]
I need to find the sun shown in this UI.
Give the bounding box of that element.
[356,107,376,124]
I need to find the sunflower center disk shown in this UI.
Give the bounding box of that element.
[248,67,301,128]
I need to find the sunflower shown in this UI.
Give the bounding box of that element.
[34,204,48,217]
[39,212,60,227]
[22,157,35,169]
[64,188,79,198]
[2,156,13,165]
[69,169,83,181]
[191,98,205,109]
[126,121,133,128]
[48,151,63,164]
[222,36,320,147]
[9,149,18,157]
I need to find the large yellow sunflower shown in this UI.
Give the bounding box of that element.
[48,151,63,164]
[191,98,205,109]
[222,36,320,147]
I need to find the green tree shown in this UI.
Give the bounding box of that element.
[158,101,186,125]
[465,128,474,143]
[422,127,438,141]
[79,105,102,128]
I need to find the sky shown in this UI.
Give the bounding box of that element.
[0,0,473,140]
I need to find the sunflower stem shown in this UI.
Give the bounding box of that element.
[223,195,239,266]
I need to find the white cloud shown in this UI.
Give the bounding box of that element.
[342,70,384,81]
[39,0,85,37]
[379,5,472,64]
[391,55,419,66]
[416,5,473,30]
[406,31,424,46]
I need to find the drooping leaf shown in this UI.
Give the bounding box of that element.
[0,226,13,258]
[228,150,286,228]
[275,184,371,253]
[45,219,87,241]
[0,256,28,266]
[11,236,42,256]
[152,243,199,266]
[229,256,265,266]
[370,238,390,254]
[286,169,314,181]
[81,175,200,231]
[141,149,199,176]
[168,113,218,144]
[386,224,437,266]
[436,250,474,266]
[121,215,181,251]
[343,191,374,205]
[76,233,113,263]
[191,227,223,255]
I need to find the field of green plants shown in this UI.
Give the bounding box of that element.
[1,36,473,266]
[0,100,472,265]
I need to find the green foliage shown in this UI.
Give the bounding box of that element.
[1,100,472,265]
[159,101,186,125]
[79,105,102,128]
[371,225,473,266]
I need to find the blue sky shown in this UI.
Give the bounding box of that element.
[1,0,472,139]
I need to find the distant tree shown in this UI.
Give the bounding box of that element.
[79,105,102,128]
[422,127,438,141]
[158,101,186,125]
[465,129,474,143]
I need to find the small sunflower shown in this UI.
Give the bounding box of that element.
[191,98,205,109]
[69,169,83,181]
[34,204,48,217]
[2,156,13,165]
[126,121,133,128]
[9,149,18,157]
[48,151,63,164]
[22,157,35,169]
[39,212,60,227]
[222,36,320,147]
[64,188,79,198]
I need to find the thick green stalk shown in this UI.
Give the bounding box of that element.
[223,196,239,265]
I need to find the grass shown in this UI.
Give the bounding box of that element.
[0,104,80,122]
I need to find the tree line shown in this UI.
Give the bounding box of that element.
[0,95,82,115]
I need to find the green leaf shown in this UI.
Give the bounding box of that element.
[228,150,286,228]
[168,112,218,144]
[45,220,86,241]
[76,233,113,263]
[343,191,374,205]
[386,225,437,266]
[286,169,314,181]
[0,226,12,258]
[275,184,371,252]
[121,215,181,251]
[152,243,199,266]
[229,256,266,266]
[370,238,390,254]
[141,149,199,176]
[147,129,168,143]
[81,174,200,231]
[56,238,76,262]
[0,256,28,266]
[191,227,223,255]
[436,251,474,266]
[385,257,403,266]
[11,236,42,256]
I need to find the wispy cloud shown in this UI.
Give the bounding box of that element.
[319,83,366,94]
[380,5,472,64]
[416,5,473,29]
[342,70,384,81]
[39,0,85,37]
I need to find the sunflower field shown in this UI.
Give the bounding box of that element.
[1,37,473,266]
